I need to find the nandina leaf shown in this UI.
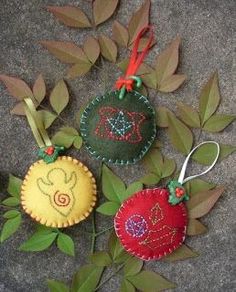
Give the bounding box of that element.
[57,233,75,256]
[121,181,143,201]
[187,218,208,236]
[167,114,193,155]
[124,257,143,276]
[128,0,150,45]
[159,74,186,92]
[46,6,91,28]
[117,59,153,75]
[10,102,25,115]
[37,110,57,129]
[96,201,120,215]
[73,136,83,150]
[7,174,22,198]
[67,63,92,79]
[120,280,135,292]
[49,80,69,115]
[186,186,225,218]
[155,36,181,87]
[155,106,174,128]
[219,144,236,161]
[2,197,20,207]
[40,41,89,64]
[141,71,157,89]
[0,75,33,100]
[139,173,160,185]
[203,114,235,132]
[0,214,22,242]
[98,35,117,62]
[184,178,215,196]
[47,280,69,292]
[52,127,79,148]
[130,37,156,52]
[112,20,129,47]
[83,36,100,64]
[162,156,176,178]
[33,74,46,104]
[177,102,200,128]
[3,210,20,219]
[93,0,119,26]
[199,72,220,125]
[108,231,130,263]
[90,251,112,267]
[192,143,219,165]
[163,244,199,261]
[142,148,163,177]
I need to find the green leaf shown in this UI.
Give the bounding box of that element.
[167,114,193,155]
[120,279,136,292]
[71,264,104,292]
[177,102,200,128]
[93,0,119,26]
[184,178,215,196]
[203,114,235,132]
[141,71,157,89]
[73,136,83,150]
[128,271,176,291]
[186,186,225,218]
[163,244,199,262]
[124,257,143,276]
[199,72,220,125]
[52,127,79,148]
[192,143,219,165]
[120,182,143,201]
[142,148,163,177]
[37,110,57,129]
[19,231,57,251]
[96,201,120,216]
[47,279,69,292]
[2,196,20,207]
[112,20,129,47]
[139,173,160,185]
[83,36,100,64]
[187,218,208,236]
[162,156,176,178]
[159,74,186,93]
[90,251,112,267]
[7,174,22,197]
[1,214,22,242]
[102,164,126,203]
[67,63,92,79]
[219,144,236,161]
[33,74,46,104]
[57,233,75,256]
[3,210,20,219]
[108,231,130,263]
[155,106,174,128]
[50,80,69,115]
[98,35,117,63]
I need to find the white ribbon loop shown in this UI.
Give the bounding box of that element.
[178,141,220,185]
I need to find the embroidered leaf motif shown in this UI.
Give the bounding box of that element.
[49,80,69,115]
[33,74,46,104]
[120,279,136,292]
[83,36,100,64]
[52,127,79,148]
[0,214,22,242]
[177,102,201,128]
[163,244,199,261]
[93,0,119,26]
[187,218,208,236]
[158,74,186,93]
[199,72,220,125]
[112,20,129,47]
[96,201,120,216]
[7,174,22,198]
[90,251,112,267]
[37,110,57,129]
[57,233,75,256]
[67,63,92,79]
[203,114,235,132]
[186,186,225,218]
[124,257,143,276]
[98,35,117,62]
[155,106,175,128]
[47,6,91,28]
[128,0,150,45]
[0,75,33,100]
[47,279,70,292]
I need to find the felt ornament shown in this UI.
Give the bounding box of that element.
[114,141,220,260]
[80,26,156,165]
[20,98,97,228]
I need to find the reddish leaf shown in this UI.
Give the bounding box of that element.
[0,75,33,100]
[98,35,117,62]
[129,37,156,52]
[187,218,208,236]
[33,74,46,104]
[83,37,100,64]
[67,63,92,79]
[128,0,150,45]
[46,6,91,28]
[112,20,129,47]
[93,0,119,26]
[159,74,186,92]
[10,102,25,116]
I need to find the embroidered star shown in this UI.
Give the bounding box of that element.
[107,111,133,137]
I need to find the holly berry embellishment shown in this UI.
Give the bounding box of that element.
[38,145,64,164]
[167,180,189,205]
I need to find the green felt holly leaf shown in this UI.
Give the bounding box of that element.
[187,218,208,236]
[127,271,176,291]
[52,127,79,148]
[199,72,220,125]
[184,178,215,196]
[19,230,57,252]
[155,106,174,128]
[120,279,136,292]
[3,210,21,219]
[203,114,235,132]
[7,174,22,198]
[46,6,91,28]
[163,244,199,261]
[33,74,46,105]
[67,63,92,79]
[167,114,193,155]
[83,36,100,64]
[128,0,150,45]
[47,279,70,292]
[37,110,57,129]
[0,213,22,242]
[124,257,143,277]
[71,264,104,292]
[96,201,120,216]
[98,35,117,63]
[186,186,225,218]
[159,74,186,93]
[108,231,130,263]
[2,197,20,207]
[10,102,25,116]
[0,74,33,100]
[177,102,201,128]
[50,80,69,115]
[90,251,112,267]
[139,173,160,185]
[93,0,119,26]
[57,233,75,257]
[112,20,129,47]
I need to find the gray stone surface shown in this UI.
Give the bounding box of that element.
[0,0,235,291]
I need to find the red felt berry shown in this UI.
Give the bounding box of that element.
[175,187,185,198]
[114,188,188,260]
[45,146,54,156]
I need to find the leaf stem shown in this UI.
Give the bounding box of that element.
[95,226,114,237]
[90,211,96,253]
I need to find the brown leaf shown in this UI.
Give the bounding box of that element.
[46,6,91,28]
[93,0,119,26]
[128,0,150,45]
[186,186,225,218]
[141,71,157,89]
[0,75,33,100]
[177,102,200,128]
[155,106,174,128]
[159,74,186,92]
[83,36,100,64]
[112,20,129,47]
[67,63,92,79]
[156,36,181,87]
[37,110,57,129]
[40,41,89,64]
[187,218,208,236]
[10,102,25,116]
[33,74,46,104]
[129,37,156,52]
[117,59,154,76]
[98,35,117,62]
[49,80,69,115]
[163,244,199,262]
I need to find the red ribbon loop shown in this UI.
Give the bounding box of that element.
[115,25,154,92]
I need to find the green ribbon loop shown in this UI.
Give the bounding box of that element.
[118,76,143,100]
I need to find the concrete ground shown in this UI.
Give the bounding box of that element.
[0,0,235,291]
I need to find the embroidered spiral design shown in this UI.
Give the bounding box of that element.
[53,191,70,207]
